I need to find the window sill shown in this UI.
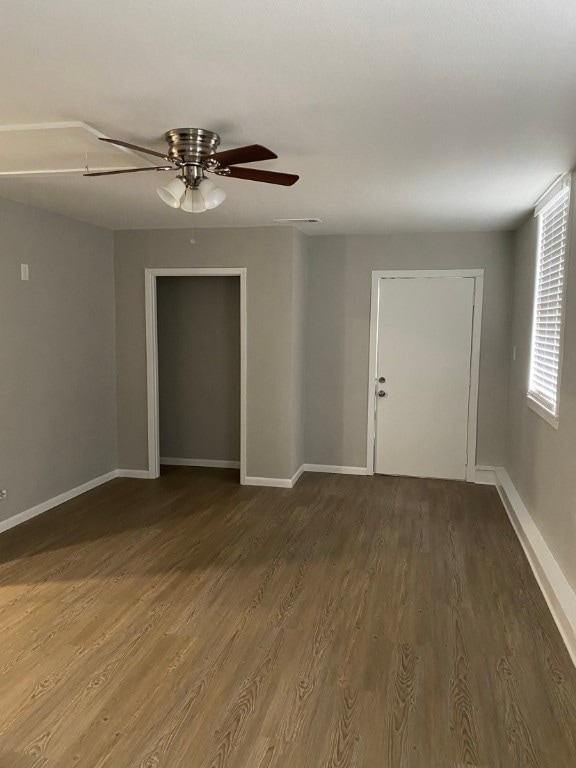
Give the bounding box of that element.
[527,394,559,429]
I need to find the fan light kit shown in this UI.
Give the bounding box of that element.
[84,128,299,213]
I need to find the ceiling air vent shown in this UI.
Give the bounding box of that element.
[273,217,322,224]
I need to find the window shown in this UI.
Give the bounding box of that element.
[528,174,571,428]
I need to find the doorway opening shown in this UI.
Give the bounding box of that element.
[145,268,247,484]
[366,269,484,482]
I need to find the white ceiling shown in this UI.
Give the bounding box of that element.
[0,123,151,173]
[0,0,575,234]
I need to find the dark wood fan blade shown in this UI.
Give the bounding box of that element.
[99,137,170,161]
[84,166,173,177]
[224,167,299,186]
[211,144,277,167]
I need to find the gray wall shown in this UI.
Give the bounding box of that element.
[0,196,116,525]
[114,227,300,480]
[290,231,308,475]
[305,232,514,468]
[157,276,240,462]
[0,203,519,511]
[506,210,576,591]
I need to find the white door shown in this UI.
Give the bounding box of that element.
[374,277,475,480]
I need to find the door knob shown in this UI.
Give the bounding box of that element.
[378,390,387,397]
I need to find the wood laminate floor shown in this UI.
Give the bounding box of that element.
[0,468,575,767]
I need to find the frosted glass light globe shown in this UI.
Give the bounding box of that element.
[157,177,186,208]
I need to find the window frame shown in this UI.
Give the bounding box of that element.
[527,174,572,429]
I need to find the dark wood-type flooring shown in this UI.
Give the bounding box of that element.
[0,467,575,767]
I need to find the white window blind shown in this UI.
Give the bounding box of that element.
[528,178,571,423]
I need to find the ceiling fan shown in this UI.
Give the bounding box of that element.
[84,128,299,213]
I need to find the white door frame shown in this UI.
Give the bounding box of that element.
[145,267,247,484]
[366,269,484,482]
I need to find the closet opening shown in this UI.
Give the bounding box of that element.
[145,268,247,483]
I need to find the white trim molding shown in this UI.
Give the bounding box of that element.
[495,468,576,667]
[303,464,370,476]
[145,268,248,485]
[160,458,241,469]
[292,465,305,486]
[116,469,150,479]
[366,269,484,483]
[245,464,306,489]
[534,172,571,216]
[0,471,117,535]
[245,476,294,489]
[474,465,498,485]
[527,395,560,430]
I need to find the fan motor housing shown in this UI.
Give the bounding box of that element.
[164,128,221,165]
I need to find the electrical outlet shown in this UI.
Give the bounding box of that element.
[21,264,29,281]
[0,490,6,500]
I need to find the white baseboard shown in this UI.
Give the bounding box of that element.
[116,469,151,479]
[245,463,308,488]
[495,467,576,667]
[160,457,241,469]
[244,476,294,489]
[292,464,305,486]
[146,463,368,487]
[302,464,370,475]
[0,471,117,536]
[474,465,498,485]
